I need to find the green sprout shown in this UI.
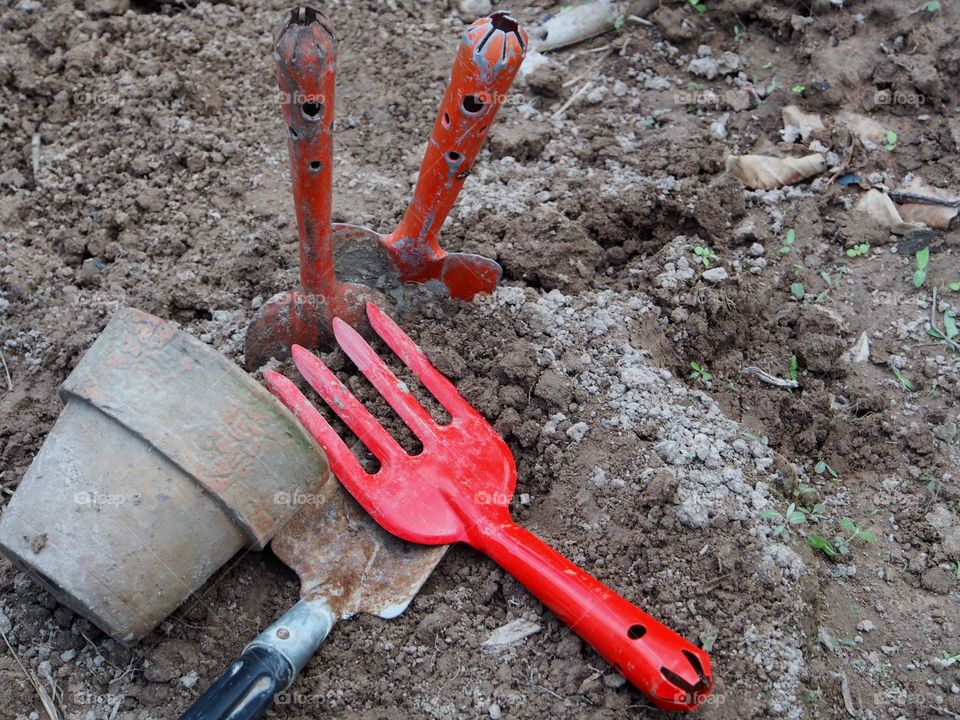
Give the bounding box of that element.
[790,283,805,300]
[949,281,960,292]
[780,228,796,255]
[892,366,914,391]
[689,361,713,384]
[913,247,930,288]
[942,310,959,339]
[807,533,837,558]
[834,517,877,555]
[846,243,870,258]
[688,0,707,13]
[815,459,840,480]
[693,245,718,268]
[883,130,898,151]
[925,1,941,14]
[789,354,800,383]
[762,502,807,538]
[791,84,806,95]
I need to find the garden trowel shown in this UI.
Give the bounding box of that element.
[180,478,446,720]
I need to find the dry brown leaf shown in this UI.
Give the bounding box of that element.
[725,153,826,190]
[781,105,826,140]
[835,110,889,144]
[896,176,959,230]
[854,189,925,235]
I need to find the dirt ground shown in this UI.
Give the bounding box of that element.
[1,0,959,718]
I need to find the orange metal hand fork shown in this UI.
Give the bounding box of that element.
[245,9,527,369]
[265,304,714,713]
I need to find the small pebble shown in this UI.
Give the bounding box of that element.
[702,267,729,283]
[489,703,502,719]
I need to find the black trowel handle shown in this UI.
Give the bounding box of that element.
[180,645,292,720]
[179,598,337,720]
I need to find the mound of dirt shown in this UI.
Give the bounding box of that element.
[1,0,958,718]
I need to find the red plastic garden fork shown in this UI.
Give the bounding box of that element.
[264,304,713,713]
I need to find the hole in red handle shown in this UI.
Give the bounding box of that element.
[302,101,324,120]
[627,624,646,640]
[308,160,323,174]
[442,112,451,128]
[461,94,485,116]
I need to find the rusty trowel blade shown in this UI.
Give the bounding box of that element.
[272,478,446,619]
[332,224,402,298]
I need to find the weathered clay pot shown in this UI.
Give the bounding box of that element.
[0,308,327,642]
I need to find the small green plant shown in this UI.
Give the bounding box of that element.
[766,77,783,95]
[762,502,807,538]
[816,271,833,302]
[913,247,930,288]
[925,1,941,14]
[807,533,837,558]
[846,243,870,258]
[883,130,898,152]
[688,0,707,12]
[613,14,625,29]
[789,354,800,383]
[809,517,876,558]
[791,84,806,95]
[944,310,958,340]
[733,24,745,42]
[954,561,960,581]
[918,474,939,494]
[949,281,960,292]
[790,283,805,300]
[689,361,713,384]
[892,366,914,391]
[693,245,718,268]
[780,228,796,255]
[834,517,877,554]
[814,459,840,480]
[927,322,959,352]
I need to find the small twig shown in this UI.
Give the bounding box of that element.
[432,663,462,702]
[931,286,939,330]
[888,190,959,209]
[741,366,799,389]
[551,80,593,120]
[0,624,59,720]
[561,46,614,88]
[627,14,653,26]
[824,134,857,187]
[80,632,122,672]
[31,133,41,180]
[0,348,12,391]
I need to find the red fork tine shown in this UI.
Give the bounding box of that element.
[263,369,367,483]
[332,318,439,444]
[364,303,474,420]
[290,345,404,464]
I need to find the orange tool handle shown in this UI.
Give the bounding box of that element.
[470,519,713,713]
[275,8,339,298]
[385,13,527,280]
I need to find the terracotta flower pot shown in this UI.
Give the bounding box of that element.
[0,308,327,642]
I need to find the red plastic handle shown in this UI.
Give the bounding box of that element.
[471,520,712,712]
[385,12,527,281]
[275,8,338,298]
